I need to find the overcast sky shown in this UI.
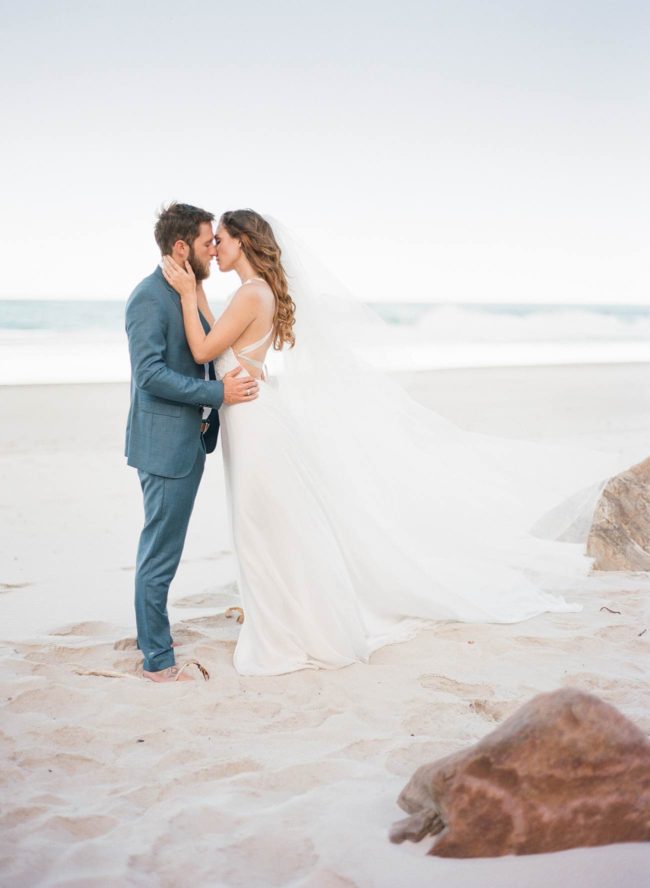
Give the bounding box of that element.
[2,0,649,303]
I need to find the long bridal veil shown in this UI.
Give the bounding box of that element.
[262,215,622,624]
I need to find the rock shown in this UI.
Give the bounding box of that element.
[389,688,650,858]
[587,457,650,570]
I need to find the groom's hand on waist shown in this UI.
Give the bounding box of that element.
[223,367,259,405]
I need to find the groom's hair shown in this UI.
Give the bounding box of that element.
[154,202,214,255]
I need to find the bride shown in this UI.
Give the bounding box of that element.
[162,209,618,676]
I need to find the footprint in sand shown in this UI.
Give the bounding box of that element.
[114,618,233,650]
[6,686,87,715]
[0,582,32,592]
[51,621,116,637]
[511,635,572,649]
[563,673,614,692]
[595,624,644,642]
[41,813,118,841]
[401,698,476,737]
[112,656,141,674]
[113,636,138,651]
[561,674,650,732]
[182,758,263,784]
[241,761,345,796]
[23,643,112,667]
[468,698,517,722]
[419,673,494,698]
[0,805,48,829]
[329,738,389,761]
[172,583,239,609]
[563,672,650,697]
[169,627,207,646]
[176,614,241,637]
[264,707,339,733]
[165,803,244,835]
[16,751,100,776]
[46,725,97,748]
[0,653,46,677]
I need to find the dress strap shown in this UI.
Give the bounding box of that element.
[229,278,274,378]
[236,326,273,380]
[238,354,266,372]
[238,327,274,356]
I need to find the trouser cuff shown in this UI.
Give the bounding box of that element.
[142,649,175,673]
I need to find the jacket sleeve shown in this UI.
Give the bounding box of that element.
[126,288,224,409]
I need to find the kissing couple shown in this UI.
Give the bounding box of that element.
[125,202,617,683]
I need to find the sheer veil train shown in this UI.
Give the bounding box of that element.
[258,216,621,625]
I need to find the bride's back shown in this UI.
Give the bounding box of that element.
[230,278,276,378]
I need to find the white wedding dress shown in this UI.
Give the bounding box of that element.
[213,228,621,677]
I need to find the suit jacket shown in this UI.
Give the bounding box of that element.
[124,266,223,478]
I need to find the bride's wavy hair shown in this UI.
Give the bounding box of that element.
[220,209,296,349]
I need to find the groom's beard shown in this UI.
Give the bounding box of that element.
[188,248,210,282]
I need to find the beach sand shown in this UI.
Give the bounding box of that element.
[1,365,649,886]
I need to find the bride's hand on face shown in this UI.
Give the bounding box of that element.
[162,255,197,303]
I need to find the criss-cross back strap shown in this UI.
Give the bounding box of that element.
[233,278,273,376]
[236,328,273,377]
[238,327,274,357]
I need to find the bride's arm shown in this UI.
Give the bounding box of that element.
[162,256,257,363]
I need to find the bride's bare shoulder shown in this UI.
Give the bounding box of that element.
[232,278,274,306]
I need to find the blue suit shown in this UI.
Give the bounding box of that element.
[125,267,224,672]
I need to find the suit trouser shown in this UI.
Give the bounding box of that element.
[135,447,205,672]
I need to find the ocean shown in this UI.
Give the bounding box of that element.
[1,300,649,385]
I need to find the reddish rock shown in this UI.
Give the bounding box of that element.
[587,457,650,570]
[389,688,650,858]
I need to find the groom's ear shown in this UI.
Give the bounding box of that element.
[172,239,190,260]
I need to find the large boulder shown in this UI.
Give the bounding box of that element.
[587,457,650,570]
[389,688,650,858]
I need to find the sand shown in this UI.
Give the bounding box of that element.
[1,365,649,886]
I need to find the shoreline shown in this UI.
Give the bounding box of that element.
[2,354,650,387]
[0,358,649,391]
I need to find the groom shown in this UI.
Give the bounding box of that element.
[125,202,258,683]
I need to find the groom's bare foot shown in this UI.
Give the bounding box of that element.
[143,665,194,683]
